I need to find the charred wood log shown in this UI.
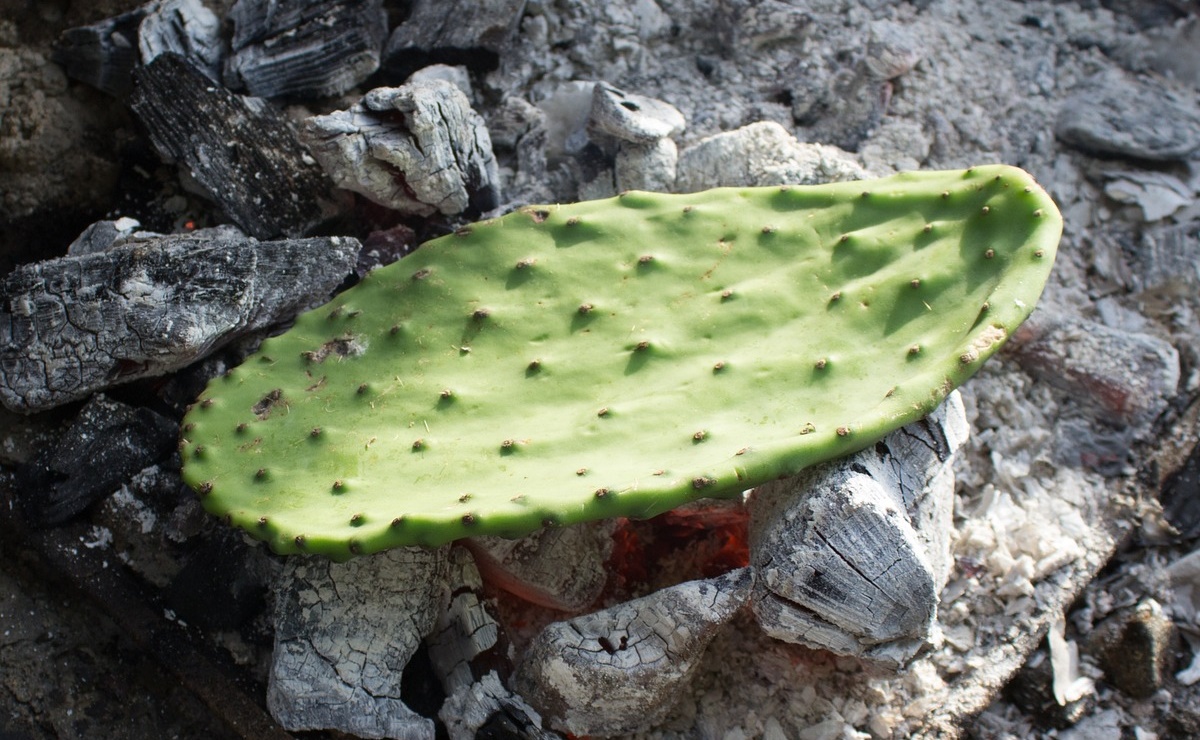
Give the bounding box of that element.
[225,0,387,99]
[0,229,359,413]
[130,53,338,238]
[748,391,968,667]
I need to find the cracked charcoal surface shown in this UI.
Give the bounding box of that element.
[0,232,359,413]
[512,567,753,736]
[382,0,527,78]
[267,546,449,738]
[749,391,967,667]
[301,80,502,217]
[130,53,337,239]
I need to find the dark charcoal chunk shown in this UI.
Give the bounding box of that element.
[383,0,527,78]
[16,395,178,527]
[225,0,387,98]
[130,53,338,239]
[1162,441,1200,539]
[0,230,359,413]
[53,5,149,97]
[165,531,271,631]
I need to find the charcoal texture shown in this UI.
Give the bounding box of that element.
[130,53,337,238]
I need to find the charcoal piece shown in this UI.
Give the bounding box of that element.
[164,530,270,630]
[267,547,449,738]
[442,672,559,740]
[1087,599,1176,699]
[512,568,753,737]
[1055,70,1200,161]
[1011,312,1180,431]
[53,5,148,97]
[383,0,527,77]
[16,394,177,527]
[53,0,222,97]
[66,218,143,256]
[138,0,223,80]
[1162,440,1200,539]
[0,231,359,414]
[301,80,502,217]
[130,53,337,238]
[428,547,509,696]
[225,0,387,99]
[748,392,967,667]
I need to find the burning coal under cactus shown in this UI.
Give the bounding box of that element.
[179,165,1061,559]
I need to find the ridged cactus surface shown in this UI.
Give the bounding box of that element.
[180,165,1061,559]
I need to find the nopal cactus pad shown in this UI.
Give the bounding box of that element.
[180,165,1061,559]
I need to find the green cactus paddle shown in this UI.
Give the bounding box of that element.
[179,165,1061,559]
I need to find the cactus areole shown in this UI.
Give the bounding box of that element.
[180,165,1062,559]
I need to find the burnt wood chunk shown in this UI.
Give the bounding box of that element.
[16,394,178,526]
[512,568,753,736]
[53,0,222,97]
[130,53,337,238]
[383,0,527,78]
[301,81,502,217]
[225,0,387,99]
[267,547,448,737]
[748,392,968,667]
[0,231,359,413]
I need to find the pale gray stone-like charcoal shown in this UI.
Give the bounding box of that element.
[429,548,555,740]
[383,0,527,77]
[614,138,678,193]
[587,83,686,144]
[749,392,969,668]
[224,0,387,99]
[53,5,148,96]
[301,80,502,217]
[130,53,336,238]
[137,0,222,80]
[53,0,222,97]
[267,547,449,739]
[1011,312,1180,431]
[464,520,615,612]
[65,218,143,256]
[427,547,509,696]
[0,232,359,413]
[512,567,754,737]
[1055,71,1200,161]
[16,394,177,526]
[675,121,866,192]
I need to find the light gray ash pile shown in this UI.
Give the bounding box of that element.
[2,1,1200,738]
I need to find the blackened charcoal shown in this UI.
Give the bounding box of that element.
[16,394,178,527]
[1162,441,1200,539]
[0,232,360,413]
[130,54,337,238]
[225,0,387,98]
[165,530,271,630]
[301,81,502,217]
[53,0,222,97]
[383,0,527,78]
[53,5,148,97]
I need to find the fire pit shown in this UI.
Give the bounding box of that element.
[3,1,1199,738]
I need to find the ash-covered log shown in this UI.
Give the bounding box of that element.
[267,547,449,738]
[130,53,337,238]
[383,0,527,78]
[512,567,753,736]
[301,80,502,217]
[225,0,387,99]
[0,228,359,413]
[748,391,968,667]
